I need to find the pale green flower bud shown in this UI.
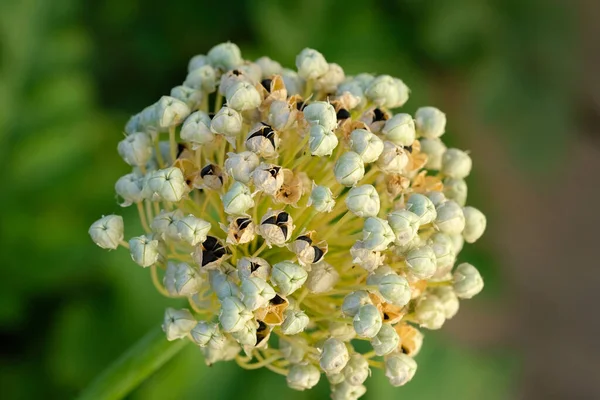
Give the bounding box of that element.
[280,337,307,363]
[329,321,356,342]
[237,257,271,281]
[385,353,417,387]
[331,381,367,400]
[151,210,182,241]
[287,363,321,391]
[211,106,243,139]
[405,245,437,279]
[415,295,446,330]
[239,62,262,83]
[115,173,144,206]
[118,132,153,167]
[420,138,447,170]
[268,100,295,131]
[327,372,345,385]
[353,304,382,338]
[147,167,187,202]
[308,183,335,213]
[365,265,394,286]
[342,291,372,317]
[226,81,262,111]
[435,200,466,235]
[129,235,160,267]
[255,56,282,78]
[188,54,209,72]
[207,42,243,71]
[231,319,258,346]
[320,338,350,375]
[175,215,211,246]
[180,111,214,149]
[349,129,384,163]
[219,296,253,333]
[387,209,419,246]
[240,276,276,310]
[462,206,487,243]
[296,48,329,80]
[309,125,338,157]
[350,241,384,272]
[431,286,460,319]
[343,354,370,386]
[429,232,456,276]
[378,273,411,307]
[362,217,395,251]
[305,261,339,293]
[245,124,280,158]
[171,85,203,109]
[201,335,240,366]
[453,262,484,299]
[184,64,217,92]
[441,148,472,179]
[190,321,223,347]
[162,308,196,341]
[443,177,468,206]
[281,309,310,335]
[426,190,447,207]
[346,184,380,218]
[370,324,400,356]
[382,114,415,146]
[449,233,465,254]
[336,80,364,110]
[281,68,304,96]
[270,261,308,295]
[156,96,190,128]
[365,75,400,108]
[334,152,365,187]
[391,78,410,108]
[89,215,124,250]
[221,181,254,215]
[314,63,345,92]
[415,106,446,138]
[406,193,437,225]
[224,151,260,183]
[377,141,409,174]
[164,262,202,297]
[209,269,240,300]
[303,101,337,131]
[354,73,376,89]
[251,163,284,195]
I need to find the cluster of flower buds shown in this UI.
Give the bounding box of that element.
[90,42,487,399]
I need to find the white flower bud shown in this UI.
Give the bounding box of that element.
[431,286,460,319]
[211,106,243,140]
[434,200,466,235]
[257,210,294,247]
[420,138,447,170]
[305,261,339,293]
[240,276,276,310]
[453,262,484,299]
[280,337,307,363]
[377,141,409,174]
[382,114,416,146]
[281,68,304,96]
[353,304,382,338]
[309,125,338,156]
[370,324,400,356]
[362,217,394,251]
[314,63,345,92]
[405,245,437,279]
[164,262,202,297]
[415,295,446,330]
[330,381,367,400]
[349,129,384,163]
[426,190,447,207]
[147,167,186,202]
[219,296,253,333]
[207,42,243,71]
[365,265,394,286]
[221,216,255,245]
[378,273,411,306]
[334,152,365,187]
[345,184,380,218]
[225,81,262,111]
[443,177,468,206]
[190,321,223,347]
[194,236,228,269]
[415,106,446,138]
[268,100,295,131]
[180,111,214,149]
[319,338,350,375]
[391,78,410,108]
[342,354,370,386]
[308,183,335,213]
[441,148,472,179]
[184,64,217,92]
[329,321,356,342]
[237,257,271,281]
[129,235,160,267]
[385,353,417,387]
[89,215,124,250]
[429,232,456,276]
[239,62,262,83]
[151,210,182,241]
[303,101,337,131]
[365,75,408,108]
[117,132,153,167]
[175,215,211,246]
[462,206,487,243]
[336,80,364,110]
[155,96,190,129]
[281,309,310,335]
[255,56,282,78]
[221,182,254,215]
[115,173,144,206]
[201,335,240,366]
[406,193,437,225]
[342,291,372,317]
[350,241,385,272]
[449,233,465,254]
[170,85,203,109]
[208,269,239,300]
[199,164,226,191]
[270,261,307,295]
[224,151,260,183]
[251,163,284,195]
[296,48,329,81]
[162,308,196,341]
[231,319,258,347]
[247,128,281,162]
[287,363,321,391]
[387,209,419,246]
[188,54,209,72]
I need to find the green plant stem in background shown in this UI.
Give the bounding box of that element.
[78,326,188,400]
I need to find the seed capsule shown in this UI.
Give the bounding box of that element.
[162,308,196,341]
[334,152,365,187]
[349,129,384,163]
[221,181,255,215]
[270,261,307,296]
[200,163,226,190]
[346,184,380,218]
[224,151,260,184]
[246,123,280,158]
[180,111,214,149]
[129,235,160,267]
[257,210,294,247]
[193,236,228,269]
[89,215,124,250]
[237,257,271,281]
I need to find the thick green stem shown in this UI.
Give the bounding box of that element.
[77,326,189,400]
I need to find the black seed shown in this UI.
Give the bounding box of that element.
[261,79,272,92]
[296,235,312,244]
[400,346,407,354]
[383,312,390,321]
[236,217,252,230]
[373,108,386,122]
[336,108,351,120]
[296,101,305,111]
[276,212,289,224]
[404,145,413,153]
[268,166,281,178]
[232,70,241,76]
[270,294,286,305]
[208,112,215,119]
[263,215,277,225]
[250,262,260,273]
[177,143,186,157]
[312,246,324,263]
[201,250,219,267]
[279,225,288,239]
[257,320,267,332]
[203,236,220,251]
[200,164,214,178]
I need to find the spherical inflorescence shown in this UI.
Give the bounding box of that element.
[90,42,487,399]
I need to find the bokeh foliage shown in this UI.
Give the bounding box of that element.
[0,0,572,398]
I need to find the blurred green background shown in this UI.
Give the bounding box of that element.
[2,0,591,399]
